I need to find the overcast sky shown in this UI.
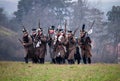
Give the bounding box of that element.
[0,0,120,16]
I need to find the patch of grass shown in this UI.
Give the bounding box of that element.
[0,61,120,81]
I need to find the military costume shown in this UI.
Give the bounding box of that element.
[31,28,37,44]
[30,28,38,63]
[53,29,66,64]
[64,30,76,64]
[78,24,92,64]
[19,21,93,64]
[34,28,47,64]
[22,29,36,63]
[47,26,56,63]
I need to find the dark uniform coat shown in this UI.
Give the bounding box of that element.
[22,35,35,61]
[78,35,92,58]
[53,35,66,59]
[35,34,47,59]
[64,36,76,60]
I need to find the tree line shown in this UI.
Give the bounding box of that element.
[0,0,120,63]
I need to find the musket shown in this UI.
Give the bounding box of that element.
[73,27,79,36]
[38,19,41,29]
[47,27,50,38]
[65,20,67,34]
[18,38,23,45]
[90,20,95,30]
[22,24,27,31]
[87,20,95,34]
[64,20,67,37]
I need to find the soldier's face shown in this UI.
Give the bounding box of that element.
[49,30,54,34]
[60,32,64,36]
[38,31,42,35]
[68,33,72,37]
[80,32,85,37]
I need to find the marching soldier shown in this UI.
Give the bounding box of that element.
[78,24,92,64]
[30,28,38,63]
[21,29,36,63]
[31,28,37,43]
[34,28,47,64]
[64,30,76,64]
[53,29,66,64]
[47,26,56,64]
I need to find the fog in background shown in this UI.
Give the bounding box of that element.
[0,0,120,63]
